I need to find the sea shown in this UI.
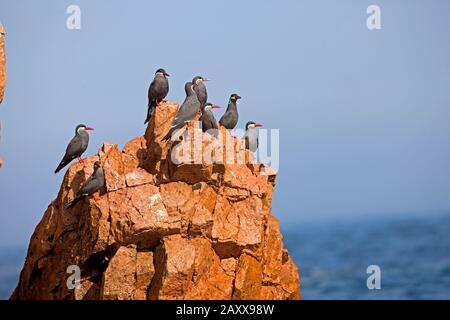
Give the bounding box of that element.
[1,213,449,300]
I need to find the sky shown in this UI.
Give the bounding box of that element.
[0,0,450,246]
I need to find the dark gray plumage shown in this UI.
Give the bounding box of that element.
[162,82,201,141]
[65,161,105,209]
[55,124,94,174]
[145,68,170,124]
[244,121,263,152]
[219,94,241,129]
[192,76,209,109]
[201,102,221,133]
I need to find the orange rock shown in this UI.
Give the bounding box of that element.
[11,101,300,300]
[1,23,5,168]
[134,251,155,300]
[233,253,263,299]
[99,143,126,192]
[0,22,5,104]
[100,245,137,300]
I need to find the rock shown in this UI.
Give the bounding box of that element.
[0,22,6,168]
[11,101,300,300]
[233,253,263,299]
[134,251,155,300]
[100,245,137,300]
[0,22,5,104]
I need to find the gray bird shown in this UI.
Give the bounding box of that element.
[145,68,170,124]
[243,121,263,152]
[201,102,221,133]
[55,124,94,174]
[65,161,105,209]
[162,82,201,141]
[219,94,241,129]
[192,76,209,109]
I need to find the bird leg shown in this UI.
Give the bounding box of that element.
[78,157,85,164]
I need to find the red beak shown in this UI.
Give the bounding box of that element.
[255,124,263,127]
[85,127,94,131]
[212,105,221,109]
[202,77,210,81]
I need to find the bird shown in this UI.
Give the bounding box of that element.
[200,102,221,133]
[219,94,241,129]
[145,68,170,124]
[162,82,201,141]
[65,161,105,209]
[243,121,263,152]
[192,76,209,109]
[54,124,94,174]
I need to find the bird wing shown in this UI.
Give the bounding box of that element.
[146,79,162,123]
[148,77,168,102]
[55,134,84,173]
[65,134,85,159]
[175,97,198,126]
[163,97,199,140]
[77,175,96,196]
[244,133,250,149]
[195,84,207,106]
[78,171,103,196]
[148,79,158,100]
[219,111,237,128]
[201,110,217,130]
[244,130,258,151]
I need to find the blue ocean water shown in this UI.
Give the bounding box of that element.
[283,213,450,299]
[1,213,449,299]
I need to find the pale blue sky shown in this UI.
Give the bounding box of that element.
[1,0,450,246]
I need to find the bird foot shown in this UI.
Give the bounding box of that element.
[78,158,85,164]
[93,193,101,201]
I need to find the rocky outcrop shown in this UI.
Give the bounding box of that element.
[0,22,5,168]
[11,102,300,300]
[0,22,5,104]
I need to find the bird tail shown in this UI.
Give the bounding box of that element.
[161,128,174,141]
[65,195,83,209]
[144,101,157,124]
[54,160,68,174]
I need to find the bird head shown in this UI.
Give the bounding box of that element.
[245,121,263,130]
[184,82,195,95]
[76,124,94,134]
[230,94,242,102]
[204,102,221,110]
[192,76,209,87]
[93,161,101,170]
[155,68,170,77]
